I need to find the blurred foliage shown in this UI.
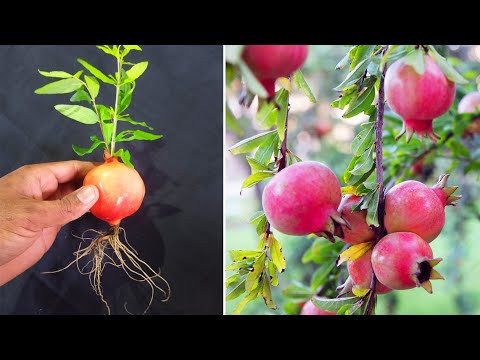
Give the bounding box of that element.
[225,45,480,315]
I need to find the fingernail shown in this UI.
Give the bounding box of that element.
[77,186,97,204]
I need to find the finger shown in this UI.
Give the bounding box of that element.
[21,160,99,184]
[31,185,99,228]
[44,182,79,201]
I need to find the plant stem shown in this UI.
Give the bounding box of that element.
[367,47,388,315]
[81,80,109,152]
[110,50,122,155]
[265,89,291,237]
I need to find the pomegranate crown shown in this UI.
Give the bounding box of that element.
[432,174,461,206]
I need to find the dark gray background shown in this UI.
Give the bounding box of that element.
[0,45,222,314]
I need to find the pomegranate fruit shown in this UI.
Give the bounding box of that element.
[314,120,333,138]
[458,91,480,114]
[384,174,460,243]
[300,299,336,315]
[371,232,444,293]
[262,161,347,240]
[242,45,309,98]
[336,194,375,244]
[83,157,145,226]
[385,54,456,142]
[347,249,392,294]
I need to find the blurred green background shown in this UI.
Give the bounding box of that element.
[226,45,480,315]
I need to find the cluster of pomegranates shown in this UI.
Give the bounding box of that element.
[261,161,461,315]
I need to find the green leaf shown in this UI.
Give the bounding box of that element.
[118,116,153,130]
[54,104,98,124]
[123,45,142,51]
[311,296,360,312]
[35,78,82,94]
[245,252,266,293]
[335,51,351,70]
[77,58,115,84]
[284,301,302,315]
[282,283,312,300]
[343,81,376,118]
[233,286,261,315]
[115,129,162,143]
[334,58,369,91]
[226,63,236,86]
[229,250,264,262]
[254,132,279,165]
[447,138,471,159]
[270,235,286,273]
[228,129,277,155]
[246,157,270,173]
[113,149,133,168]
[241,171,274,191]
[226,259,253,271]
[293,70,316,103]
[96,45,115,56]
[276,89,289,140]
[351,125,375,156]
[427,45,468,84]
[85,75,99,98]
[256,100,278,129]
[350,45,375,71]
[350,146,374,175]
[402,49,425,75]
[336,304,353,315]
[226,105,244,135]
[70,89,91,103]
[311,262,335,291]
[226,277,246,301]
[465,160,480,174]
[72,135,104,156]
[261,277,277,310]
[126,61,148,81]
[225,45,245,64]
[267,261,279,287]
[365,188,380,227]
[238,59,268,98]
[38,70,72,78]
[249,211,268,236]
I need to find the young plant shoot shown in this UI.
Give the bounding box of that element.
[35,45,170,314]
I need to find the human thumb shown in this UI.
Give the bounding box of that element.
[35,185,99,228]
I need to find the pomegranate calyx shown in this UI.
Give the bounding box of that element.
[432,174,462,206]
[396,119,441,143]
[413,257,444,293]
[318,212,351,242]
[336,276,354,297]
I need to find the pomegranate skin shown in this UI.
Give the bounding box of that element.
[385,55,456,142]
[371,232,433,290]
[337,195,375,245]
[458,91,480,114]
[348,249,392,294]
[300,299,336,315]
[84,157,145,226]
[242,45,308,97]
[262,161,341,236]
[384,180,445,243]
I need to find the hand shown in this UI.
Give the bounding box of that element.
[0,161,99,285]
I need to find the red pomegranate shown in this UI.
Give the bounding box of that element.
[371,232,444,293]
[347,249,392,294]
[336,194,375,245]
[384,174,460,243]
[262,161,347,240]
[242,45,309,98]
[385,54,456,142]
[300,299,336,315]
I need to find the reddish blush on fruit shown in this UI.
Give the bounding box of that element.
[347,249,391,294]
[336,194,375,245]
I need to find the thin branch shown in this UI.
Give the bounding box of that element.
[366,46,388,315]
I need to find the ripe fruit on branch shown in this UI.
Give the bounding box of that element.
[300,299,336,315]
[84,156,145,226]
[242,45,309,98]
[314,120,333,138]
[371,232,444,293]
[385,54,456,142]
[347,249,391,294]
[458,91,480,137]
[384,174,460,243]
[335,194,375,245]
[262,161,348,241]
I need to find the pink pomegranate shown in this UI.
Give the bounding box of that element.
[458,91,480,114]
[347,249,392,294]
[385,54,456,142]
[300,299,336,315]
[262,161,346,239]
[371,232,444,293]
[336,194,375,244]
[242,45,309,98]
[384,174,460,243]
